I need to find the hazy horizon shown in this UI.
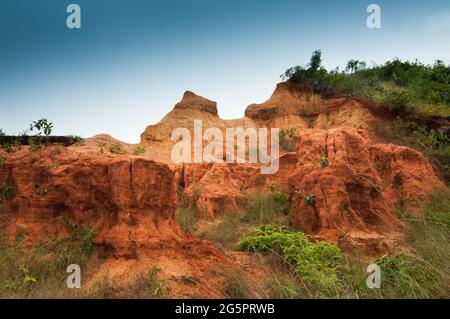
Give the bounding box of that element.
[1,0,450,142]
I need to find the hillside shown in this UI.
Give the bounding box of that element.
[0,58,449,298]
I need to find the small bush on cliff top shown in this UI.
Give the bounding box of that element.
[133,145,146,156]
[282,52,450,117]
[109,143,125,155]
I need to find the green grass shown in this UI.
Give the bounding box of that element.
[0,233,89,298]
[175,205,199,235]
[198,215,241,249]
[64,220,97,256]
[241,185,289,225]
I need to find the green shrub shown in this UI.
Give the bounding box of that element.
[1,143,13,153]
[66,135,84,145]
[319,156,329,168]
[375,91,410,114]
[238,225,341,296]
[0,184,13,200]
[133,145,146,156]
[65,220,97,256]
[28,137,44,151]
[109,144,125,155]
[282,53,450,118]
[29,119,53,137]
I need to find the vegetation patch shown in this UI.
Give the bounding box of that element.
[279,128,297,152]
[241,184,289,224]
[199,215,241,248]
[109,143,125,155]
[238,224,341,296]
[65,220,97,256]
[175,205,199,235]
[282,51,450,117]
[133,145,146,156]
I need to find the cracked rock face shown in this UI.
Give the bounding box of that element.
[0,148,187,258]
[287,127,443,242]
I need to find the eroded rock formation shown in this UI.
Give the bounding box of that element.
[0,81,445,259]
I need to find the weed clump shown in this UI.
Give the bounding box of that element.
[175,205,199,235]
[241,185,289,224]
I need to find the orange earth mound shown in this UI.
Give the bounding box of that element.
[0,81,445,295]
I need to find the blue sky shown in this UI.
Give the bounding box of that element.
[1,0,449,142]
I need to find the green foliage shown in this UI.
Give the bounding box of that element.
[0,129,5,137]
[238,225,341,295]
[0,184,13,200]
[29,118,53,137]
[374,253,441,298]
[109,143,125,155]
[280,50,334,98]
[66,135,84,145]
[304,194,316,206]
[65,220,97,256]
[1,143,13,153]
[1,140,22,153]
[133,145,146,156]
[319,156,329,168]
[374,90,410,114]
[346,60,366,73]
[241,185,289,224]
[175,205,198,234]
[282,53,450,117]
[28,137,44,151]
[279,128,297,152]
